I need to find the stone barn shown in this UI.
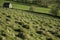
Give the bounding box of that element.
[3,2,12,8]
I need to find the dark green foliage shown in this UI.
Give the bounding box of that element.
[49,25,53,28]
[40,28,45,31]
[46,37,52,40]
[6,15,11,18]
[48,30,60,38]
[14,29,23,32]
[50,6,59,16]
[16,32,26,39]
[0,37,2,40]
[5,0,50,7]
[29,6,35,12]
[22,24,29,29]
[30,33,33,36]
[50,0,60,16]
[0,30,7,37]
[6,15,11,21]
[2,13,6,15]
[48,30,57,35]
[56,34,60,38]
[15,21,24,25]
[36,30,45,35]
[6,18,10,21]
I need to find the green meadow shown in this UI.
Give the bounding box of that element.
[0,0,60,40]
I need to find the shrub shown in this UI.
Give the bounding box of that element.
[36,30,45,35]
[15,21,24,25]
[22,24,29,29]
[14,29,23,32]
[46,37,52,40]
[56,34,60,38]
[29,6,35,12]
[16,32,26,39]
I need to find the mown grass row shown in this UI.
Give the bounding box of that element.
[12,2,51,14]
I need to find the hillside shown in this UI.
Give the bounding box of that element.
[0,8,60,40]
[0,0,51,14]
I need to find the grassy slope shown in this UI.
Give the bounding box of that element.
[12,2,60,15]
[0,0,51,14]
[0,8,60,40]
[0,0,60,16]
[12,2,51,14]
[0,0,60,40]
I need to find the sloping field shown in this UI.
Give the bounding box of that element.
[0,8,60,40]
[0,0,51,14]
[12,2,51,14]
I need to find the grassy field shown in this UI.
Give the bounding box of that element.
[12,2,51,14]
[0,0,60,16]
[12,2,60,16]
[0,8,60,40]
[0,0,60,40]
[0,0,51,14]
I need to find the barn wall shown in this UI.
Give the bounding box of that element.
[9,3,12,8]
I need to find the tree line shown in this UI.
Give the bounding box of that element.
[6,0,53,7]
[6,0,60,16]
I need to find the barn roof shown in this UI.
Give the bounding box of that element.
[3,2,12,8]
[4,2,11,4]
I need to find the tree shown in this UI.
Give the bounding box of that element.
[50,0,60,16]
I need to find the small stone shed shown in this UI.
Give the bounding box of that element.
[3,2,12,8]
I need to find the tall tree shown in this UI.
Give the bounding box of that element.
[50,0,60,16]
